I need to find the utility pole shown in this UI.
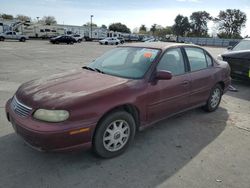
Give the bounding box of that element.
[90,15,94,39]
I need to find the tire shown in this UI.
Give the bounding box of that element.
[70,41,74,45]
[105,42,108,45]
[20,38,26,42]
[93,111,136,158]
[203,84,223,112]
[0,37,5,41]
[77,39,81,43]
[115,42,118,45]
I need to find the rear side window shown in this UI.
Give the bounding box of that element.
[205,53,213,66]
[185,47,207,71]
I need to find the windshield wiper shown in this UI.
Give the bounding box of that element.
[82,66,96,71]
[94,68,104,74]
[82,66,104,74]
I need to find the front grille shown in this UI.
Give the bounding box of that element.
[11,96,32,117]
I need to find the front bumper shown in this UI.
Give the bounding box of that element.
[5,99,96,152]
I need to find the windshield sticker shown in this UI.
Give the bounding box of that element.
[143,52,152,58]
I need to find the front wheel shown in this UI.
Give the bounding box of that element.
[93,111,136,158]
[203,84,222,112]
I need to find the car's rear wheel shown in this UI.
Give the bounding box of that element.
[20,37,26,42]
[93,111,136,158]
[203,84,222,112]
[105,42,108,45]
[0,37,5,41]
[115,42,118,45]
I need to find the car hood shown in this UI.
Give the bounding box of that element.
[16,69,130,108]
[221,50,250,60]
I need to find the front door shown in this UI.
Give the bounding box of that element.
[146,47,190,123]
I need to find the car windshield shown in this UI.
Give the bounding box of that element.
[232,40,250,51]
[88,47,160,79]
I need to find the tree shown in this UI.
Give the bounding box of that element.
[1,13,14,20]
[41,16,57,25]
[215,9,247,38]
[101,24,107,29]
[172,15,190,39]
[155,26,173,38]
[109,23,131,33]
[139,24,147,33]
[189,11,211,37]
[16,14,31,22]
[150,24,157,36]
[83,22,97,27]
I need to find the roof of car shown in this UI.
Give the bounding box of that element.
[121,42,199,50]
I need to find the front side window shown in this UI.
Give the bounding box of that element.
[157,48,185,76]
[185,47,207,71]
[88,47,160,79]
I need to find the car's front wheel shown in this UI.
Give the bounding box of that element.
[93,111,136,158]
[203,84,222,112]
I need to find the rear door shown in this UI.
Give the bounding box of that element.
[184,47,214,107]
[146,47,191,122]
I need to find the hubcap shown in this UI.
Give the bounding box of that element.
[210,88,221,108]
[103,120,130,152]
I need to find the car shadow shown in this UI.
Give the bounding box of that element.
[226,79,250,101]
[0,107,229,188]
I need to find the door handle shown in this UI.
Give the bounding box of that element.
[181,81,189,86]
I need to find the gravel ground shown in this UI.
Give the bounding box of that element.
[0,40,249,188]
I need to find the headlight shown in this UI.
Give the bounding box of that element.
[33,109,69,122]
[217,54,223,61]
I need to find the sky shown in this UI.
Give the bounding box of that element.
[1,0,250,36]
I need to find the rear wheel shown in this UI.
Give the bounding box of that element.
[115,42,118,45]
[93,111,136,158]
[105,42,108,45]
[203,84,222,112]
[20,37,26,42]
[0,37,5,41]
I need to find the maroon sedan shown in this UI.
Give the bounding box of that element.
[5,42,231,158]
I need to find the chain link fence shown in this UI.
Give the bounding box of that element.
[178,37,241,47]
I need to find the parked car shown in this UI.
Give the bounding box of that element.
[218,38,250,80]
[50,35,77,44]
[99,37,120,45]
[0,31,29,42]
[5,42,231,158]
[71,34,84,43]
[117,37,125,44]
[144,38,159,42]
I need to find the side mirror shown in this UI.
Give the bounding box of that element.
[227,46,233,50]
[156,70,172,80]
